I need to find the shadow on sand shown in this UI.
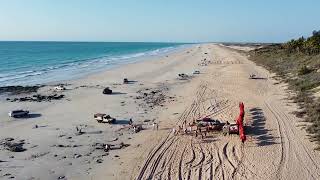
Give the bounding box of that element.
[246,107,278,146]
[114,119,130,125]
[14,113,42,119]
[28,113,42,118]
[110,92,127,95]
[124,80,138,84]
[250,77,267,80]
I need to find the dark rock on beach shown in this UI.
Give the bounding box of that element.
[0,85,43,95]
[7,94,65,102]
[135,86,175,109]
[0,138,26,152]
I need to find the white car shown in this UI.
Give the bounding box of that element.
[8,110,29,118]
[193,70,200,74]
[94,113,116,123]
[54,85,66,91]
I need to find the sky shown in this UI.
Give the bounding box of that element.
[0,0,319,43]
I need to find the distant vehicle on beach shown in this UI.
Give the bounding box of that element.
[94,113,116,123]
[8,110,29,118]
[193,70,200,74]
[54,85,66,91]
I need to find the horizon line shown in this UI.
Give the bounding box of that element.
[0,40,281,44]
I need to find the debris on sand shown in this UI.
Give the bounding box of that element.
[74,154,82,158]
[4,138,14,142]
[96,159,103,163]
[26,152,50,160]
[58,175,65,179]
[108,138,118,142]
[0,138,26,152]
[104,142,130,152]
[93,142,130,152]
[135,87,175,109]
[75,126,86,135]
[0,85,43,95]
[6,93,65,102]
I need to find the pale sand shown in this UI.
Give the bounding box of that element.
[1,44,320,180]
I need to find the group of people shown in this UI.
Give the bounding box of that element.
[172,124,208,139]
[170,102,246,142]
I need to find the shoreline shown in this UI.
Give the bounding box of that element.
[0,43,204,179]
[0,43,191,87]
[0,44,194,101]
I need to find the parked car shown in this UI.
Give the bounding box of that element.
[94,113,116,123]
[178,73,189,80]
[8,110,29,118]
[123,78,129,84]
[193,70,200,74]
[54,85,66,91]
[103,87,112,94]
[223,123,239,135]
[196,118,224,131]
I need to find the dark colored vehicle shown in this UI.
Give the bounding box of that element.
[196,118,225,131]
[103,87,112,94]
[8,110,29,118]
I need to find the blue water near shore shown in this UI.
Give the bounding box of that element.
[0,42,187,86]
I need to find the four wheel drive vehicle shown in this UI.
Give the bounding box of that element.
[178,73,189,80]
[196,118,225,131]
[8,110,29,118]
[249,74,257,79]
[54,85,66,91]
[103,87,112,94]
[222,123,239,135]
[193,70,200,74]
[123,78,129,84]
[94,113,116,123]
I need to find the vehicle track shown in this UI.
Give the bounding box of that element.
[136,44,320,180]
[265,99,320,179]
[136,82,246,180]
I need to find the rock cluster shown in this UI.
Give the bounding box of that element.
[0,138,26,152]
[136,87,175,109]
[0,85,42,95]
[6,94,65,102]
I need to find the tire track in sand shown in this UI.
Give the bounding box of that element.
[265,100,320,179]
[136,134,173,180]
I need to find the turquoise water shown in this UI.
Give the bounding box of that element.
[0,42,186,86]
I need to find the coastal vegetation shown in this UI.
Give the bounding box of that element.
[249,30,320,148]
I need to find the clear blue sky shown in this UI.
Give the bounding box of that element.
[0,0,319,43]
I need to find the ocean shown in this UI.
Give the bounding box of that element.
[0,41,186,86]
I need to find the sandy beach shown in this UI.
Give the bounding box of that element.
[1,44,320,180]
